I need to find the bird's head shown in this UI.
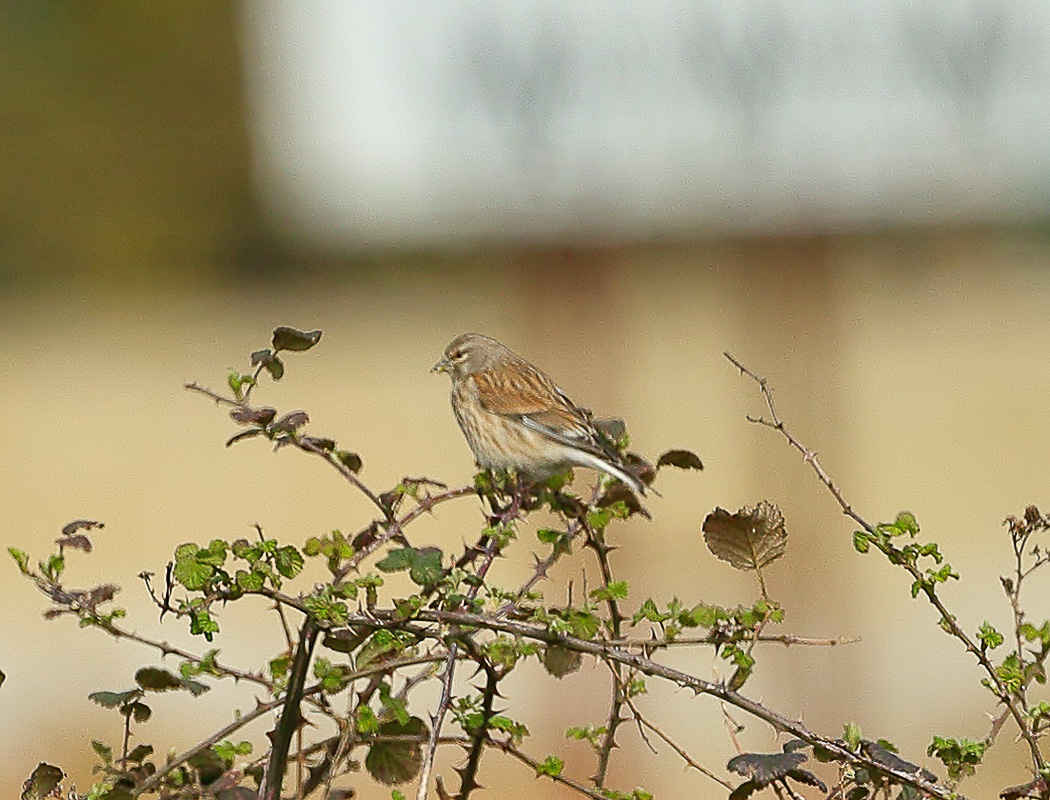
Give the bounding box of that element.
[432,332,509,380]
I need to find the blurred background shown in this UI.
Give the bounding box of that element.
[3,2,1049,797]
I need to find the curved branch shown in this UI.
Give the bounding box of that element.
[724,351,1046,776]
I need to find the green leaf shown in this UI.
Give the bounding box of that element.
[197,540,228,566]
[274,546,304,579]
[272,327,322,352]
[927,735,985,780]
[303,593,350,625]
[126,743,154,764]
[536,754,564,777]
[376,548,414,573]
[269,654,291,681]
[408,548,443,587]
[626,677,647,697]
[487,714,529,742]
[542,645,583,678]
[586,506,615,532]
[893,511,919,536]
[375,547,444,587]
[129,702,152,723]
[996,653,1025,694]
[566,610,600,639]
[1027,700,1050,723]
[314,657,353,694]
[41,554,65,582]
[189,607,220,640]
[182,678,210,697]
[978,621,1004,650]
[590,581,629,602]
[91,740,113,765]
[135,667,183,692]
[263,355,285,380]
[357,630,412,668]
[483,636,523,671]
[843,721,862,751]
[536,528,562,545]
[21,762,64,800]
[852,531,871,554]
[236,569,264,591]
[89,690,138,709]
[631,598,669,625]
[9,547,30,575]
[378,682,411,725]
[226,370,256,399]
[213,739,251,763]
[335,450,363,474]
[1021,621,1050,646]
[250,348,273,366]
[566,724,606,745]
[365,717,427,785]
[172,545,213,591]
[357,705,380,735]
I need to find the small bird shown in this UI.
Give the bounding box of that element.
[431,332,648,497]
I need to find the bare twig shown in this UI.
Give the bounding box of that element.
[415,532,504,800]
[725,351,1046,777]
[491,737,613,800]
[353,606,959,800]
[336,484,477,581]
[621,680,735,790]
[722,352,871,533]
[613,633,860,648]
[183,381,241,407]
[295,437,390,519]
[586,520,627,787]
[134,691,286,797]
[498,483,603,618]
[261,618,319,800]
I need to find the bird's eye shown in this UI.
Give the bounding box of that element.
[451,349,465,361]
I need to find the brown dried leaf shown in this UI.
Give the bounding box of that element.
[61,519,104,537]
[271,410,309,434]
[702,501,787,571]
[657,449,704,471]
[57,534,92,553]
[230,406,277,426]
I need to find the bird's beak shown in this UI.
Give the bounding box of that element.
[431,357,450,374]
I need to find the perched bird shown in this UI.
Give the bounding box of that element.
[431,332,647,497]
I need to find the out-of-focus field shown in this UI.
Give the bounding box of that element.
[3,243,1049,798]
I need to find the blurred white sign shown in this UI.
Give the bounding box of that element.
[241,1,1050,245]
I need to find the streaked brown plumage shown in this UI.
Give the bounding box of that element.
[431,332,646,496]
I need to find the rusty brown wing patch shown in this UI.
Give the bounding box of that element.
[472,361,559,416]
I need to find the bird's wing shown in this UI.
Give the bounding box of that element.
[472,366,604,452]
[472,363,646,496]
